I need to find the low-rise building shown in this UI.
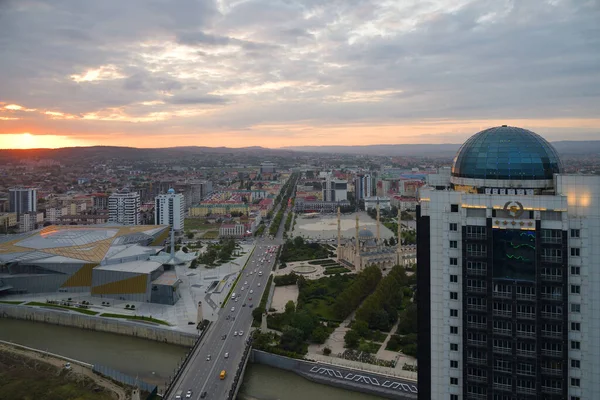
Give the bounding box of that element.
[0,213,17,230]
[219,223,248,238]
[364,196,391,210]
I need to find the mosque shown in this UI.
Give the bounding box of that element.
[336,205,416,271]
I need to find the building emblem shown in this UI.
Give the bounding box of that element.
[503,201,525,218]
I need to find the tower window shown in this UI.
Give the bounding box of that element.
[571,341,580,350]
[450,309,458,317]
[450,292,458,300]
[450,326,458,334]
[450,275,458,283]
[450,240,458,248]
[450,257,458,266]
[571,303,581,313]
[571,285,581,294]
[571,322,581,331]
[449,223,457,231]
[570,229,580,238]
[450,377,458,385]
[571,266,580,275]
[571,359,580,368]
[450,360,458,368]
[451,204,459,212]
[450,343,459,351]
[571,248,580,257]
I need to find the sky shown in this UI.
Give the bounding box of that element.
[0,0,599,149]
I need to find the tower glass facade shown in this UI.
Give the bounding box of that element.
[417,126,599,400]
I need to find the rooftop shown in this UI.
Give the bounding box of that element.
[95,260,163,274]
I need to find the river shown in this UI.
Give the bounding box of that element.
[0,319,381,400]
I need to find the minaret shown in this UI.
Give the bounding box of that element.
[170,229,175,255]
[337,207,341,248]
[376,202,381,244]
[355,213,360,257]
[397,209,403,265]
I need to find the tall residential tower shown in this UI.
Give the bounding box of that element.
[108,190,141,225]
[417,126,600,400]
[155,189,185,231]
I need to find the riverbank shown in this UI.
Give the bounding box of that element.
[0,342,128,400]
[0,303,198,347]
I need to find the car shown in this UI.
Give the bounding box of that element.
[224,352,229,358]
[258,283,261,286]
[242,303,246,307]
[175,390,183,399]
[200,392,207,399]
[250,289,254,294]
[231,307,235,312]
[244,281,248,285]
[206,355,211,361]
[249,297,252,300]
[239,330,244,335]
[250,272,253,275]
[249,304,253,308]
[235,298,239,302]
[234,331,238,336]
[186,390,192,398]
[222,334,226,340]
[241,287,244,291]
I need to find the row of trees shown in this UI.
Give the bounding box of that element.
[279,236,332,263]
[333,265,382,320]
[197,239,236,266]
[354,265,409,331]
[274,272,300,286]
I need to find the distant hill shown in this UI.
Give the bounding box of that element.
[283,140,600,157]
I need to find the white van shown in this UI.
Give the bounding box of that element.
[232,293,236,299]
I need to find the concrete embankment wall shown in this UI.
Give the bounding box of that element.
[0,304,197,347]
[250,350,417,400]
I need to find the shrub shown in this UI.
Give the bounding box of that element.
[323,347,332,356]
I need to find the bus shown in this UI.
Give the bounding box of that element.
[220,370,226,380]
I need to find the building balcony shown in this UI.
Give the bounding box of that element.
[541,237,562,244]
[542,386,562,395]
[541,293,562,301]
[466,394,487,400]
[467,374,487,383]
[517,349,536,358]
[467,251,487,258]
[467,268,487,276]
[541,312,563,320]
[541,367,562,377]
[541,256,562,264]
[517,386,537,395]
[541,330,562,339]
[493,309,512,318]
[467,286,487,293]
[516,330,536,339]
[516,368,536,377]
[493,346,512,355]
[541,274,562,282]
[516,312,536,320]
[467,339,487,348]
[542,349,562,358]
[493,328,512,336]
[494,366,512,374]
[516,293,536,301]
[467,357,487,366]
[468,322,487,330]
[466,233,487,240]
[493,382,512,392]
[467,304,487,312]
[493,291,512,299]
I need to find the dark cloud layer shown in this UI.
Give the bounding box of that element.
[0,0,599,143]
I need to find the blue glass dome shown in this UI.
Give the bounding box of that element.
[167,188,175,194]
[452,126,563,181]
[359,229,374,238]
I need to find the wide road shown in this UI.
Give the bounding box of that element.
[168,239,280,400]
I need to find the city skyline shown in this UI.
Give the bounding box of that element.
[1,0,599,149]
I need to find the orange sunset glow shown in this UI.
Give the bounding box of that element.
[1,0,598,150]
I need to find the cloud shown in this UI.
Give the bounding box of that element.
[0,0,598,147]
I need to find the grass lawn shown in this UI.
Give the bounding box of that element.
[100,313,170,326]
[26,302,99,316]
[303,297,339,321]
[184,218,216,230]
[0,350,117,400]
[202,231,219,239]
[0,300,24,305]
[360,340,382,353]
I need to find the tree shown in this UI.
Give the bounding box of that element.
[285,300,296,314]
[186,232,194,239]
[280,326,305,353]
[344,329,360,348]
[311,325,329,344]
[322,347,332,356]
[352,320,370,338]
[252,306,265,323]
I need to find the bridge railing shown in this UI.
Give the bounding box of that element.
[227,337,253,400]
[162,321,211,398]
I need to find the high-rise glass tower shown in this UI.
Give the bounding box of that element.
[417,126,600,400]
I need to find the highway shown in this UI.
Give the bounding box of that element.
[169,238,285,399]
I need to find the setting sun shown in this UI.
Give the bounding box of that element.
[0,133,86,149]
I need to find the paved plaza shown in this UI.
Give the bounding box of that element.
[291,211,395,240]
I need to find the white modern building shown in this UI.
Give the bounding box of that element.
[9,187,37,220]
[154,189,185,231]
[364,196,391,210]
[417,125,600,400]
[355,174,372,200]
[323,176,348,202]
[108,190,141,225]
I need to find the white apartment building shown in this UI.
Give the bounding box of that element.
[417,125,600,400]
[45,207,67,223]
[19,212,43,233]
[154,189,185,231]
[108,190,141,225]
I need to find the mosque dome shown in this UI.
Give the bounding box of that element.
[450,126,562,190]
[358,229,374,238]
